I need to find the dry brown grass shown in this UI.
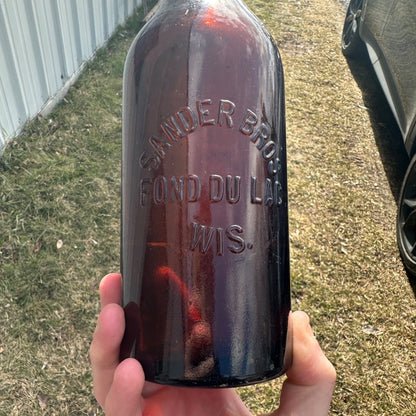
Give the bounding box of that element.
[239,0,416,414]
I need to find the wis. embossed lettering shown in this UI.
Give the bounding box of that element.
[190,222,246,255]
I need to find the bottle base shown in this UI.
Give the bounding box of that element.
[144,366,288,388]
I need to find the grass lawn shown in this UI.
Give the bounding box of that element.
[1,0,415,414]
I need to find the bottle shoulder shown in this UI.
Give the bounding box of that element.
[127,1,279,61]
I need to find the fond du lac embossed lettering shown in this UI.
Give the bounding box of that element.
[139,174,282,207]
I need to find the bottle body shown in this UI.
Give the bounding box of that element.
[121,0,291,387]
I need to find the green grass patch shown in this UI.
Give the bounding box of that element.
[0,6,149,414]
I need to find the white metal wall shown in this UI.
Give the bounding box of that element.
[0,0,142,149]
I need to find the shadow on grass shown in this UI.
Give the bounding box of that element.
[345,53,409,203]
[405,270,416,298]
[344,52,416,296]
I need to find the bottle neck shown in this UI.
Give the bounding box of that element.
[156,0,246,11]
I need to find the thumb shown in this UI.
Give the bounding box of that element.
[274,311,336,416]
[104,358,145,416]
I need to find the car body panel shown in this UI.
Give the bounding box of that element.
[358,0,416,154]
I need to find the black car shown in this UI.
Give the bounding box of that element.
[341,0,416,276]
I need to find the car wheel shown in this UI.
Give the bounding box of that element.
[397,154,416,277]
[341,0,366,58]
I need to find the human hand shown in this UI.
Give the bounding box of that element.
[90,273,336,415]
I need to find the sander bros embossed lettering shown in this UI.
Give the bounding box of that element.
[139,98,281,176]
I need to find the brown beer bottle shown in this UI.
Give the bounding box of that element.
[121,0,291,387]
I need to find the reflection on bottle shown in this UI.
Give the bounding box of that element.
[120,301,140,362]
[121,266,214,378]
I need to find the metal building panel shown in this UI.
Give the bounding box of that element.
[0,0,143,149]
[92,0,107,47]
[0,2,30,137]
[32,1,64,97]
[14,1,50,113]
[0,5,24,137]
[57,0,80,77]
[75,0,93,62]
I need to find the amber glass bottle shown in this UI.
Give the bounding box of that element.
[121,0,291,387]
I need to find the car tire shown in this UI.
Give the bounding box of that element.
[341,0,366,58]
[397,154,416,277]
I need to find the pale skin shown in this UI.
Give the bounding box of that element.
[90,273,336,416]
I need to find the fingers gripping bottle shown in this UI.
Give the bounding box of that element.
[121,0,291,387]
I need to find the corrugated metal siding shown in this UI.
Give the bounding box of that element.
[0,0,143,149]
